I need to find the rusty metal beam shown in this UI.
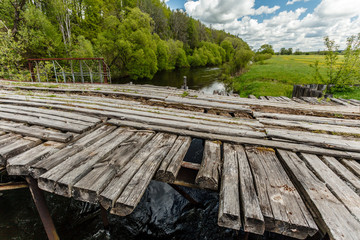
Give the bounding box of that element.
[26,176,60,240]
[0,182,28,191]
[181,161,201,171]
[169,184,201,206]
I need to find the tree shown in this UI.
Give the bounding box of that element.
[311,34,360,87]
[258,44,274,55]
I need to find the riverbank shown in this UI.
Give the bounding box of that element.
[232,55,360,100]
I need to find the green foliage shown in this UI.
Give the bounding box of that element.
[257,44,274,55]
[254,53,272,63]
[0,29,25,71]
[280,47,293,55]
[311,34,360,87]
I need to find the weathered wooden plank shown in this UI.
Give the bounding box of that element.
[341,159,360,179]
[277,150,360,240]
[0,133,22,147]
[0,120,73,142]
[54,129,135,197]
[0,110,89,133]
[181,161,200,170]
[111,134,177,216]
[0,104,94,126]
[72,131,155,203]
[300,153,360,219]
[218,143,241,230]
[37,127,124,193]
[246,147,317,239]
[99,133,173,210]
[108,119,360,160]
[195,140,222,190]
[253,112,360,127]
[0,137,42,166]
[321,156,360,194]
[266,128,360,152]
[234,144,265,235]
[155,136,192,183]
[31,125,116,178]
[6,141,63,175]
[259,118,360,135]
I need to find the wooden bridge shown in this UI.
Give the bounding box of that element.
[0,80,360,240]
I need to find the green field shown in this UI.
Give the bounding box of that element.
[233,55,360,99]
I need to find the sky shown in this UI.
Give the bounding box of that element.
[164,0,360,52]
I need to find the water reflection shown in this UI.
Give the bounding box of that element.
[112,67,225,93]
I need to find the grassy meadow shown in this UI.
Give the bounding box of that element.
[233,55,360,99]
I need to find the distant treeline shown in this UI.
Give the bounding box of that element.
[0,0,253,80]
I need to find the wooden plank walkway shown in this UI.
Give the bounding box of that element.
[1,80,360,239]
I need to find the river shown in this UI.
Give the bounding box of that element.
[112,67,227,94]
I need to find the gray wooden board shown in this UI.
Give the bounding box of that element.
[37,127,127,194]
[155,136,192,183]
[341,159,360,179]
[266,128,360,152]
[31,125,117,178]
[0,95,265,138]
[246,147,317,239]
[6,141,63,175]
[253,111,360,127]
[3,93,263,128]
[108,119,360,160]
[321,156,360,195]
[54,129,135,197]
[72,131,155,203]
[111,133,177,216]
[0,137,42,166]
[0,110,89,133]
[0,97,100,123]
[234,144,265,234]
[195,140,222,190]
[277,150,360,240]
[0,104,94,126]
[0,120,73,142]
[258,118,360,135]
[300,153,360,221]
[99,133,173,210]
[218,143,242,230]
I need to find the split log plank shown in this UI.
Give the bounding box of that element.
[0,110,89,133]
[341,159,360,179]
[0,120,73,142]
[246,147,317,239]
[266,128,360,152]
[0,137,42,166]
[195,140,222,190]
[54,129,135,197]
[155,136,192,183]
[321,156,360,195]
[258,118,360,135]
[300,153,360,219]
[108,119,360,160]
[99,133,175,211]
[111,134,177,216]
[218,143,242,230]
[253,112,360,127]
[72,131,155,203]
[6,141,63,175]
[0,104,94,126]
[277,150,360,240]
[31,125,117,178]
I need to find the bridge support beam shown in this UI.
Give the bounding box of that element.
[26,176,59,240]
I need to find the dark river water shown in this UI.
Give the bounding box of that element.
[112,67,227,94]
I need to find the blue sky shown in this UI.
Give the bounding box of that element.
[164,0,360,51]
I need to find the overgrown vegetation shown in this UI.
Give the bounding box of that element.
[0,0,252,81]
[311,34,360,88]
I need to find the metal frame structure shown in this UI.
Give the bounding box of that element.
[28,58,111,84]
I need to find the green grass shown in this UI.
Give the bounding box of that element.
[332,86,360,100]
[233,55,360,98]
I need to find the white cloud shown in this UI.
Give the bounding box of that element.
[185,0,360,51]
[286,0,309,6]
